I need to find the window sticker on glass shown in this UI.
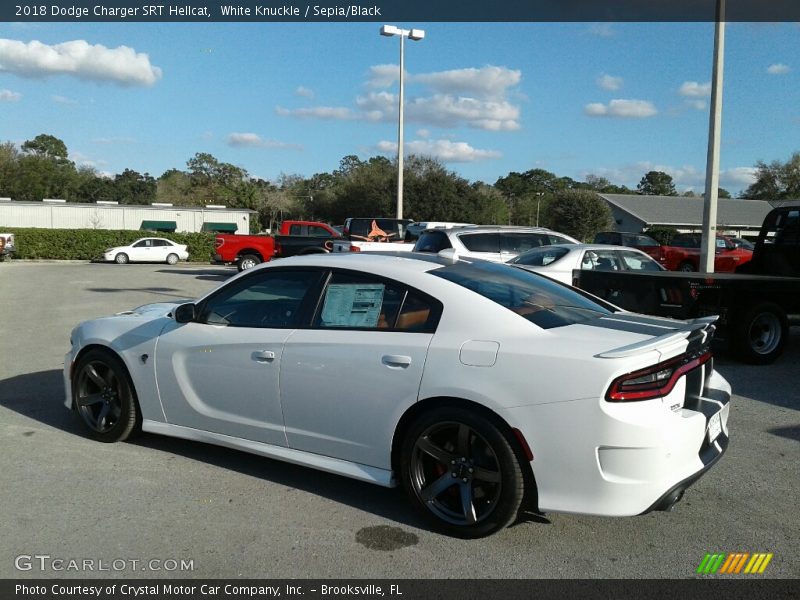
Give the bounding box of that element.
[321,283,385,327]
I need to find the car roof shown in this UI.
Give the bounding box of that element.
[519,243,652,255]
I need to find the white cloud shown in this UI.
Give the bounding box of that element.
[91,136,135,144]
[226,132,302,150]
[283,63,523,131]
[366,63,400,88]
[276,105,359,120]
[356,91,521,130]
[52,94,77,105]
[295,85,314,98]
[721,166,757,188]
[367,64,521,101]
[584,99,657,118]
[0,88,21,101]
[412,65,521,100]
[0,38,162,86]
[416,129,431,138]
[767,63,790,75]
[376,138,501,163]
[687,99,707,110]
[679,81,711,97]
[589,161,757,191]
[597,73,622,91]
[587,23,616,37]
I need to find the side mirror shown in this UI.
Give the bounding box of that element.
[174,303,197,323]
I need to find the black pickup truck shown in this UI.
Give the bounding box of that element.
[574,202,800,364]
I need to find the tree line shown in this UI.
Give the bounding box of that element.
[1,134,795,239]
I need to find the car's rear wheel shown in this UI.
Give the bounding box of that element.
[400,407,524,538]
[238,254,261,271]
[731,302,788,364]
[166,253,179,265]
[114,253,129,264]
[678,261,695,272]
[72,349,140,442]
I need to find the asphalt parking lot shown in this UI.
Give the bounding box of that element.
[0,262,798,579]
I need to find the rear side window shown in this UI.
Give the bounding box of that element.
[413,230,452,253]
[459,233,500,253]
[432,261,612,329]
[501,233,550,253]
[314,271,441,332]
[309,226,332,238]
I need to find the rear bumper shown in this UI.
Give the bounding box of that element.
[501,369,731,517]
[210,253,228,265]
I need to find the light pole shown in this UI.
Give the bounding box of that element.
[380,24,425,220]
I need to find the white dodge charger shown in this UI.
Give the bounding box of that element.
[64,252,730,537]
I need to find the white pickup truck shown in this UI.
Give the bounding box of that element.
[331,218,415,253]
[0,233,14,262]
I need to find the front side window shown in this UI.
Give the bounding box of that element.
[432,261,612,329]
[199,270,322,328]
[133,240,152,248]
[619,250,663,271]
[582,249,623,271]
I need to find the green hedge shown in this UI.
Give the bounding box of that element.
[0,228,215,262]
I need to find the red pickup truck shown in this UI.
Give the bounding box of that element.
[212,220,340,271]
[659,233,753,272]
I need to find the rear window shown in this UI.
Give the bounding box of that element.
[593,232,618,245]
[431,261,612,329]
[634,235,660,247]
[510,246,570,266]
[413,230,453,253]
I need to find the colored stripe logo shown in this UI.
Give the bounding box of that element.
[696,552,773,574]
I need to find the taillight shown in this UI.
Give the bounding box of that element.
[350,245,361,252]
[215,237,224,249]
[606,351,711,402]
[274,241,281,256]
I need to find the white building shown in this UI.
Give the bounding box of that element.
[0,199,255,234]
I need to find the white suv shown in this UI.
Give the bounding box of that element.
[412,225,579,262]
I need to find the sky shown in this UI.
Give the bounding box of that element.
[0,20,798,195]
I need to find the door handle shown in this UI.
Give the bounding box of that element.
[253,350,276,363]
[382,354,411,368]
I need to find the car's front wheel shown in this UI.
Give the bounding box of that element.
[114,253,129,264]
[166,253,179,265]
[400,407,525,538]
[72,349,141,442]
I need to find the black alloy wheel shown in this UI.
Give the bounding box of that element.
[401,408,524,538]
[72,350,140,442]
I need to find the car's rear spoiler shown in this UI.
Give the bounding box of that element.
[594,316,717,359]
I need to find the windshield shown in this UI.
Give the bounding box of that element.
[431,260,612,329]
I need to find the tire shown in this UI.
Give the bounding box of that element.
[71,349,141,443]
[400,407,525,538]
[114,253,129,265]
[166,253,179,265]
[298,247,328,255]
[731,302,788,365]
[678,261,695,272]
[237,254,261,272]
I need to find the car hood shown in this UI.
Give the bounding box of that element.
[115,300,193,319]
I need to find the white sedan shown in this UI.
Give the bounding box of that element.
[508,244,665,285]
[65,252,730,537]
[103,237,189,265]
